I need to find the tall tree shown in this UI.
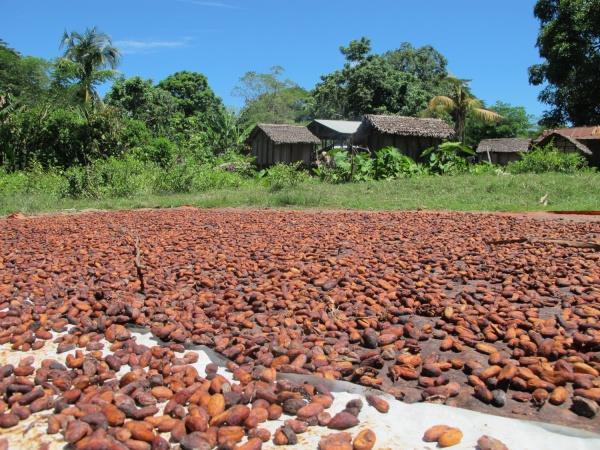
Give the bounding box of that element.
[59,27,120,104]
[339,37,372,62]
[428,77,502,143]
[233,66,311,126]
[384,43,448,88]
[312,38,448,120]
[157,71,223,119]
[0,39,51,103]
[529,0,600,126]
[105,76,178,133]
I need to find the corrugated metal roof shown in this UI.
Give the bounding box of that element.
[312,119,362,135]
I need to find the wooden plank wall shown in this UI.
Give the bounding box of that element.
[250,130,315,167]
[367,131,441,161]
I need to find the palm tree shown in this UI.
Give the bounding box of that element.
[59,27,120,104]
[428,77,502,142]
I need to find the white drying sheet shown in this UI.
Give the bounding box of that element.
[1,328,599,450]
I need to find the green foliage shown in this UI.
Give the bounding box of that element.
[467,162,503,175]
[383,43,448,88]
[132,137,176,168]
[199,109,251,154]
[0,162,66,198]
[63,155,157,198]
[340,37,372,62]
[312,39,447,120]
[59,27,120,104]
[422,141,474,174]
[258,162,308,191]
[465,101,537,147]
[315,147,426,183]
[0,105,149,170]
[234,66,312,126]
[507,143,589,174]
[427,77,502,143]
[105,76,179,134]
[314,149,361,183]
[157,71,223,119]
[191,166,246,192]
[0,41,51,103]
[529,0,600,126]
[374,147,428,179]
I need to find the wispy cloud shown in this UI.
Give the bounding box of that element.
[115,38,191,54]
[175,0,241,9]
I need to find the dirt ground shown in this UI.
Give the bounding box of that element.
[1,208,599,437]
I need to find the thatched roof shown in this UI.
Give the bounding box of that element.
[248,124,320,145]
[537,132,593,155]
[476,138,530,154]
[357,114,455,139]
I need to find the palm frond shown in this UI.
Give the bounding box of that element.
[467,98,483,109]
[471,107,503,123]
[428,95,455,111]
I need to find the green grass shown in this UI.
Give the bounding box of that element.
[1,173,599,215]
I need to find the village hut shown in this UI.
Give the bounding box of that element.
[476,138,531,165]
[247,124,321,168]
[307,119,361,150]
[535,126,600,167]
[353,114,455,159]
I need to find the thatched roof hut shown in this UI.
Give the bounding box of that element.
[247,124,320,168]
[476,138,531,165]
[353,115,455,159]
[535,127,600,167]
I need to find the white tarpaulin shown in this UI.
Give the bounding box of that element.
[1,328,599,450]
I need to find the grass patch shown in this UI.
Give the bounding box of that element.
[1,173,599,216]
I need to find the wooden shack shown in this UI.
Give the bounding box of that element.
[307,119,361,149]
[535,127,600,168]
[353,114,455,160]
[247,124,321,168]
[476,138,531,165]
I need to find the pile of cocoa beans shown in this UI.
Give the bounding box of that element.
[0,324,386,449]
[0,209,598,436]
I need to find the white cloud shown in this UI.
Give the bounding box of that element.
[115,38,191,54]
[175,0,240,9]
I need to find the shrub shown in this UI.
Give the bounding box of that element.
[374,147,427,179]
[468,162,504,175]
[192,167,246,191]
[315,149,377,183]
[422,141,474,175]
[259,162,308,191]
[0,164,67,198]
[214,150,256,177]
[63,156,157,198]
[507,143,588,174]
[132,137,177,168]
[153,162,196,193]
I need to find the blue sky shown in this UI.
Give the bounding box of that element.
[2,0,544,117]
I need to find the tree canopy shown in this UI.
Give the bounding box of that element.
[529,0,600,126]
[59,27,120,104]
[157,71,223,119]
[465,101,537,147]
[428,77,502,143]
[105,76,178,133]
[311,38,449,120]
[233,66,311,126]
